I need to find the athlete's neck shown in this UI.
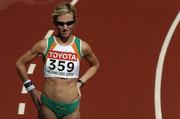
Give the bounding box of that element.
[57,33,73,44]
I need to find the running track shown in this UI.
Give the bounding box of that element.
[0,0,179,119]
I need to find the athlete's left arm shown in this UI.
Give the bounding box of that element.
[78,40,100,85]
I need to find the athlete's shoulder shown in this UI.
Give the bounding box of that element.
[74,36,88,46]
[31,38,47,54]
[78,38,93,56]
[81,40,90,48]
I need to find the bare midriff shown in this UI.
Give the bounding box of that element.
[42,77,78,103]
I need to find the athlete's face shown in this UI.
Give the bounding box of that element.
[55,13,75,38]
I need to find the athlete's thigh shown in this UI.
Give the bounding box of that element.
[63,107,80,119]
[38,104,57,119]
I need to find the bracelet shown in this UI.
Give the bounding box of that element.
[23,79,35,92]
[77,79,84,87]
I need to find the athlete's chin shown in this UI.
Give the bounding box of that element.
[61,32,71,38]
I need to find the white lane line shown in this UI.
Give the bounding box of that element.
[18,103,26,115]
[71,0,79,6]
[21,86,28,94]
[27,64,36,74]
[155,11,180,119]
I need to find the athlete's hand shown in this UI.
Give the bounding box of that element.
[77,83,82,98]
[30,89,42,110]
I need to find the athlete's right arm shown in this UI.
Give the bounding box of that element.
[15,39,46,82]
[15,39,46,110]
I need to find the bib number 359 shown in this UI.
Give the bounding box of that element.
[48,59,74,72]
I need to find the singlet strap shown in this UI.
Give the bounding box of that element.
[74,37,83,57]
[44,36,55,58]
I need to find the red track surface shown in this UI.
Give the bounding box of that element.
[0,0,179,119]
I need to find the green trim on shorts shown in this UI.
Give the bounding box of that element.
[41,94,79,118]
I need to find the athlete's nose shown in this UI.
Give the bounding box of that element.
[63,24,68,30]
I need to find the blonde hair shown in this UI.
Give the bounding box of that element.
[52,2,77,22]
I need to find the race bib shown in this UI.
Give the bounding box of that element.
[45,50,80,78]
